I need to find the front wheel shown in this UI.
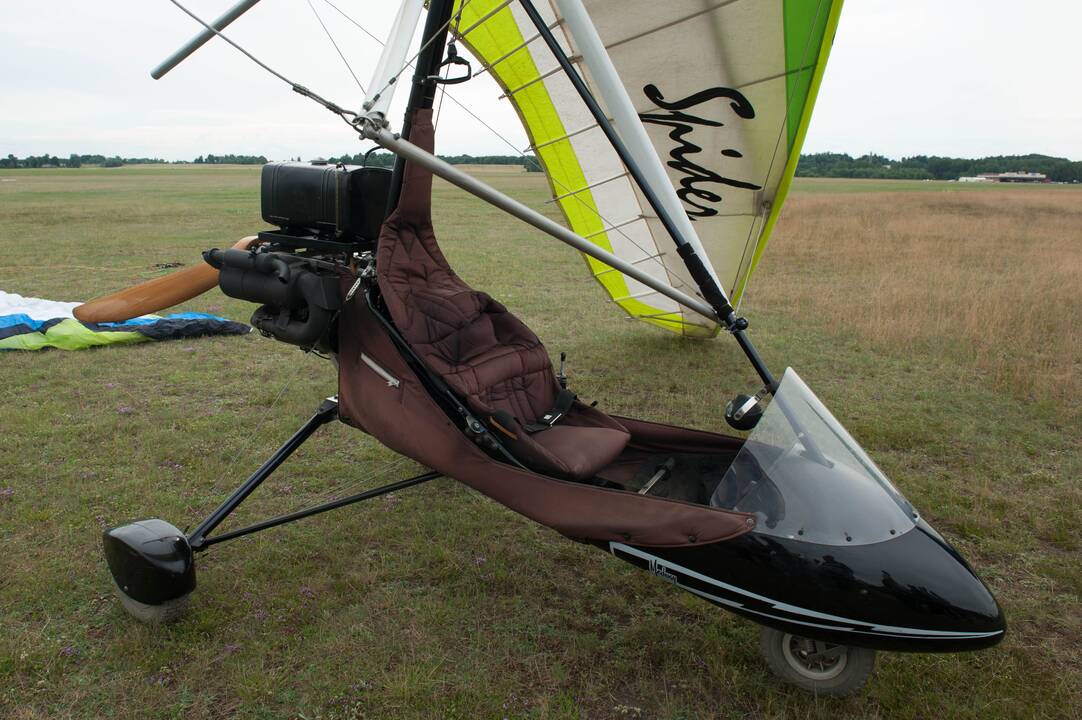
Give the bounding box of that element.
[759,627,876,696]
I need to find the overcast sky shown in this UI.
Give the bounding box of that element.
[1,1,1079,161]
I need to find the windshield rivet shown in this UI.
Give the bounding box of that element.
[845,535,852,542]
[890,529,897,535]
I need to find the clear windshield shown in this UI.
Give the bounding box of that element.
[710,369,917,545]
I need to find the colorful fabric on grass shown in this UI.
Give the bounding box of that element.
[0,291,249,351]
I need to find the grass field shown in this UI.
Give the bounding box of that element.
[1,166,1080,719]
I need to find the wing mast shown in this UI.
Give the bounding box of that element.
[383,0,457,214]
[360,0,426,120]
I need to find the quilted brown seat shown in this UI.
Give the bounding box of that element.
[376,110,630,480]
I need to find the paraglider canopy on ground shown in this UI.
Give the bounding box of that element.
[0,291,248,351]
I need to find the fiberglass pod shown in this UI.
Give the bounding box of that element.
[603,370,1005,653]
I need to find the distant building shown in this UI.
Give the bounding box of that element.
[963,171,1050,183]
[997,172,1049,183]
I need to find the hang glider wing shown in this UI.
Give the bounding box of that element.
[453,0,843,336]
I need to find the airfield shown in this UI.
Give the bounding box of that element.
[1,166,1079,718]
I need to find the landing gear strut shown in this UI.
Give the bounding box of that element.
[102,396,440,623]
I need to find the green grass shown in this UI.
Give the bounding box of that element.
[1,168,1079,719]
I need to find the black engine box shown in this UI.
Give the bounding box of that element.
[260,162,391,246]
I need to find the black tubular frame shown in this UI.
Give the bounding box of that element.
[184,0,472,555]
[186,396,440,552]
[196,470,441,548]
[385,0,457,215]
[517,0,777,390]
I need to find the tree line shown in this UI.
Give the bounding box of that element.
[324,150,541,171]
[796,153,1082,183]
[3,151,1077,182]
[193,154,268,165]
[0,153,267,168]
[0,151,541,171]
[0,154,168,169]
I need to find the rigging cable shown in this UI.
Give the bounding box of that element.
[164,0,357,130]
[317,0,700,302]
[433,0,469,131]
[732,0,831,300]
[432,59,451,130]
[304,0,366,94]
[321,0,532,168]
[163,0,700,308]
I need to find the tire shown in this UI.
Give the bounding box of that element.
[759,626,876,697]
[114,581,191,624]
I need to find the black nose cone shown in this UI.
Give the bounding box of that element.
[633,518,1007,652]
[881,520,1006,649]
[772,519,1007,651]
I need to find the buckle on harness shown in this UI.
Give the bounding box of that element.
[524,388,576,433]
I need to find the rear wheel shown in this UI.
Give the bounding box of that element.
[114,581,191,624]
[759,627,876,696]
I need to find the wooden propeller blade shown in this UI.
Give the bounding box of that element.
[74,237,258,323]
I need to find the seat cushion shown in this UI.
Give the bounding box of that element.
[493,399,631,480]
[375,108,629,480]
[530,424,632,480]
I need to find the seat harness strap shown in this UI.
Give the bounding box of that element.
[523,388,577,433]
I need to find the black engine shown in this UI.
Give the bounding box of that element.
[206,160,392,352]
[205,248,343,350]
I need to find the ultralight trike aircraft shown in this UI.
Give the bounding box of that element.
[80,0,1006,697]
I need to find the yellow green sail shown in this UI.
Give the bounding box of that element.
[452,0,844,335]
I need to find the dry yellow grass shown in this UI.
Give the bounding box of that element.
[755,188,1082,409]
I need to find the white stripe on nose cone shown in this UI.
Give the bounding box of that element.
[610,542,1003,640]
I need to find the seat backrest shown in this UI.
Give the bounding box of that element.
[376,109,561,424]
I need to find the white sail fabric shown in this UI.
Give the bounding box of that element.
[453,0,843,336]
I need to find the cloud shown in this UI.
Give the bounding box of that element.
[1,0,1078,160]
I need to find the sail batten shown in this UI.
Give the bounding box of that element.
[599,0,745,53]
[452,0,842,335]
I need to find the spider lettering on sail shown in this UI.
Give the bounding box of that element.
[639,85,763,220]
